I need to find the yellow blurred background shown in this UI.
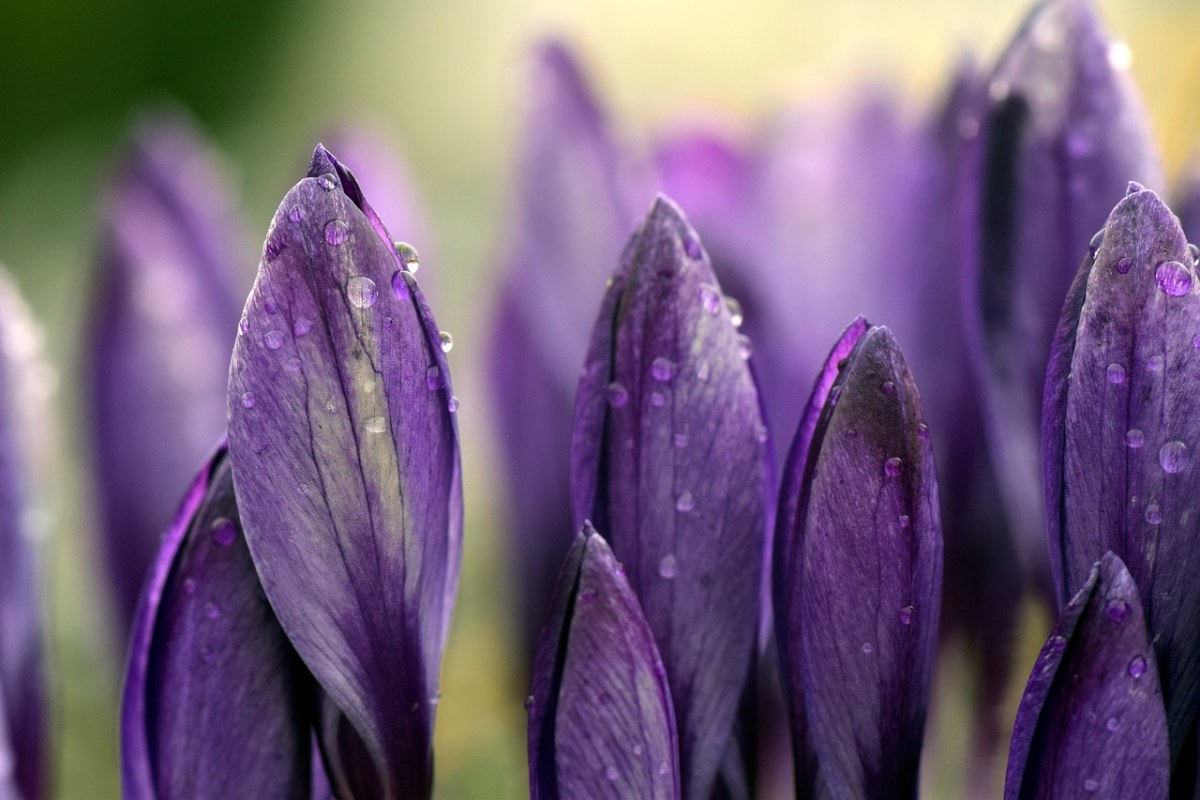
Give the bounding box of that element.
[1,0,1198,796]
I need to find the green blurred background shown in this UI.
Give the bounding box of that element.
[1,0,1198,796]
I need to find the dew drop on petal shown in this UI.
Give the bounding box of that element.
[607,382,629,408]
[317,173,337,192]
[347,276,378,309]
[324,219,349,246]
[448,396,460,413]
[675,490,695,513]
[183,577,197,595]
[696,360,710,381]
[426,365,442,391]
[1106,599,1131,623]
[285,357,302,373]
[1106,717,1120,732]
[524,695,536,712]
[1089,229,1105,253]
[1145,503,1163,525]
[394,241,420,273]
[1106,363,1126,384]
[1190,243,1200,265]
[287,204,306,223]
[264,330,285,350]
[1084,778,1099,793]
[699,284,721,314]
[650,391,666,407]
[1126,429,1144,448]
[439,331,454,353]
[880,380,896,396]
[673,433,689,448]
[651,356,677,382]
[658,553,678,579]
[391,269,411,300]
[238,316,250,336]
[917,423,930,441]
[365,416,387,434]
[1160,440,1188,473]
[737,334,752,361]
[605,766,619,782]
[725,297,744,328]
[205,602,221,620]
[241,391,256,409]
[293,317,313,337]
[1049,635,1067,653]
[1128,655,1148,678]
[1147,354,1164,372]
[1192,334,1200,350]
[862,643,874,655]
[1115,257,1133,274]
[884,457,902,478]
[898,514,911,528]
[682,233,703,260]
[210,517,237,547]
[1155,260,1192,296]
[899,605,914,625]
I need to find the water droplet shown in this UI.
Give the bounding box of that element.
[1049,635,1067,653]
[1128,655,1148,678]
[756,425,768,444]
[183,577,197,594]
[845,428,858,440]
[725,297,744,328]
[1193,334,1200,350]
[884,457,902,478]
[648,391,665,408]
[651,356,677,382]
[394,242,420,273]
[210,517,237,547]
[658,762,670,777]
[880,380,896,396]
[1160,440,1189,473]
[1106,363,1126,384]
[288,204,306,223]
[899,605,914,625]
[1106,599,1131,623]
[699,284,722,314]
[1190,244,1200,265]
[347,276,378,309]
[1145,503,1163,525]
[578,589,596,606]
[862,643,874,655]
[682,231,703,260]
[1126,429,1144,448]
[285,357,302,373]
[439,331,454,353]
[293,317,313,337]
[633,745,643,756]
[737,334,752,361]
[391,269,411,300]
[263,299,279,315]
[365,416,387,434]
[241,391,256,409]
[607,382,629,408]
[426,365,442,391]
[696,361,711,381]
[1084,778,1099,793]
[673,433,689,448]
[1115,257,1133,274]
[324,401,336,413]
[317,173,337,191]
[324,219,349,246]
[238,316,250,336]
[1106,716,1120,732]
[1107,40,1132,71]
[899,514,911,528]
[1089,229,1105,253]
[264,329,285,350]
[448,396,460,413]
[204,602,220,620]
[524,695,536,712]
[1147,354,1164,371]
[675,490,695,513]
[1155,260,1192,296]
[658,553,678,579]
[605,766,619,782]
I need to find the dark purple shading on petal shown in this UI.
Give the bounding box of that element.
[778,324,942,799]
[121,443,312,799]
[571,196,768,798]
[1043,186,1200,758]
[0,269,49,800]
[88,110,247,632]
[1174,155,1200,247]
[961,0,1162,589]
[1005,552,1168,800]
[528,529,680,800]
[227,146,461,798]
[487,40,639,656]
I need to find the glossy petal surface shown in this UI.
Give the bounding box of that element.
[1005,552,1167,800]
[89,111,247,629]
[964,0,1161,581]
[1044,185,1200,757]
[227,146,461,796]
[528,530,680,800]
[778,325,942,800]
[572,196,767,798]
[488,41,637,653]
[121,444,312,799]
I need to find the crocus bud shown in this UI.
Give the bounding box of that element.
[775,318,942,799]
[528,528,679,799]
[571,195,769,798]
[227,145,461,797]
[1043,184,1200,758]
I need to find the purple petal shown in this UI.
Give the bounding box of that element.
[1004,552,1167,799]
[571,195,768,797]
[88,110,248,630]
[0,269,49,799]
[487,40,638,652]
[778,325,942,798]
[961,0,1161,585]
[1043,185,1200,757]
[227,145,462,796]
[120,443,313,799]
[528,529,680,799]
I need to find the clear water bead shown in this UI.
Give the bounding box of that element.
[238,316,250,336]
[607,382,628,408]
[675,490,695,513]
[651,356,677,382]
[365,416,387,434]
[683,233,702,260]
[439,331,454,353]
[673,433,689,448]
[448,396,460,413]
[1106,717,1120,732]
[1145,503,1163,525]
[699,284,722,314]
[293,317,313,337]
[1190,243,1200,265]
[1126,429,1144,449]
[317,173,337,191]
[391,269,411,300]
[241,391,256,409]
[1160,440,1189,473]
[737,334,752,361]
[725,297,744,328]
[264,330,285,350]
[324,219,349,246]
[287,204,306,223]
[862,643,874,655]
[1128,655,1148,678]
[1084,778,1099,793]
[658,553,678,579]
[426,365,441,391]
[205,602,221,620]
[210,517,237,547]
[1115,257,1133,274]
[899,605,914,625]
[394,241,420,273]
[1105,599,1131,623]
[346,276,378,309]
[880,380,896,396]
[650,391,666,407]
[884,457,902,478]
[1155,260,1192,296]
[1106,363,1126,384]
